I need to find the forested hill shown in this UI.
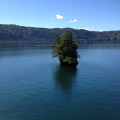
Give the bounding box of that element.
[0,24,120,44]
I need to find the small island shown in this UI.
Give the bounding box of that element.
[51,31,79,66]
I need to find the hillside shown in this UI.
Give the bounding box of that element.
[0,24,120,44]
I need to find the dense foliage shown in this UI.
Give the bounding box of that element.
[0,24,120,44]
[51,31,79,66]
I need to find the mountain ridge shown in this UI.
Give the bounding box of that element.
[0,24,120,44]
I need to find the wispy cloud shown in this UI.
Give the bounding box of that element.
[79,28,89,31]
[69,19,78,23]
[98,29,103,32]
[56,14,63,19]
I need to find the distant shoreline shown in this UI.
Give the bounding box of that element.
[0,24,120,44]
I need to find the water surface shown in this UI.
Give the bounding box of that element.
[0,44,120,120]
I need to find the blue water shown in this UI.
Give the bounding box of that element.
[0,44,120,120]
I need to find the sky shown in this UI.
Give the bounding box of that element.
[0,0,120,31]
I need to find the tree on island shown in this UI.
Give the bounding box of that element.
[51,31,79,66]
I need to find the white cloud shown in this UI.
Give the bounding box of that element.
[56,14,63,19]
[69,19,78,23]
[79,28,89,31]
[98,29,103,32]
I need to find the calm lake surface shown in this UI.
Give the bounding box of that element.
[0,44,120,120]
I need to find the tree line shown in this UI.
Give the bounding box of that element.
[0,24,120,44]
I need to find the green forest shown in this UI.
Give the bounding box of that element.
[0,24,120,44]
[51,31,79,66]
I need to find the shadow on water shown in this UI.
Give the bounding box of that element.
[55,65,77,92]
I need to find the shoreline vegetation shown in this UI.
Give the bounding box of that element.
[0,24,120,44]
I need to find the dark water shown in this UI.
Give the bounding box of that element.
[0,44,120,120]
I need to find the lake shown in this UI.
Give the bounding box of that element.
[0,44,120,120]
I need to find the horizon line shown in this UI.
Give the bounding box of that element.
[0,23,120,32]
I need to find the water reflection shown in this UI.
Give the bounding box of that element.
[78,43,120,49]
[0,44,51,57]
[55,65,77,91]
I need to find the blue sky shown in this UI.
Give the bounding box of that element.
[0,0,120,31]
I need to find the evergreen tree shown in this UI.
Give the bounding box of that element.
[51,31,79,66]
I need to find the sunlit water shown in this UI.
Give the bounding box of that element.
[0,44,120,120]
